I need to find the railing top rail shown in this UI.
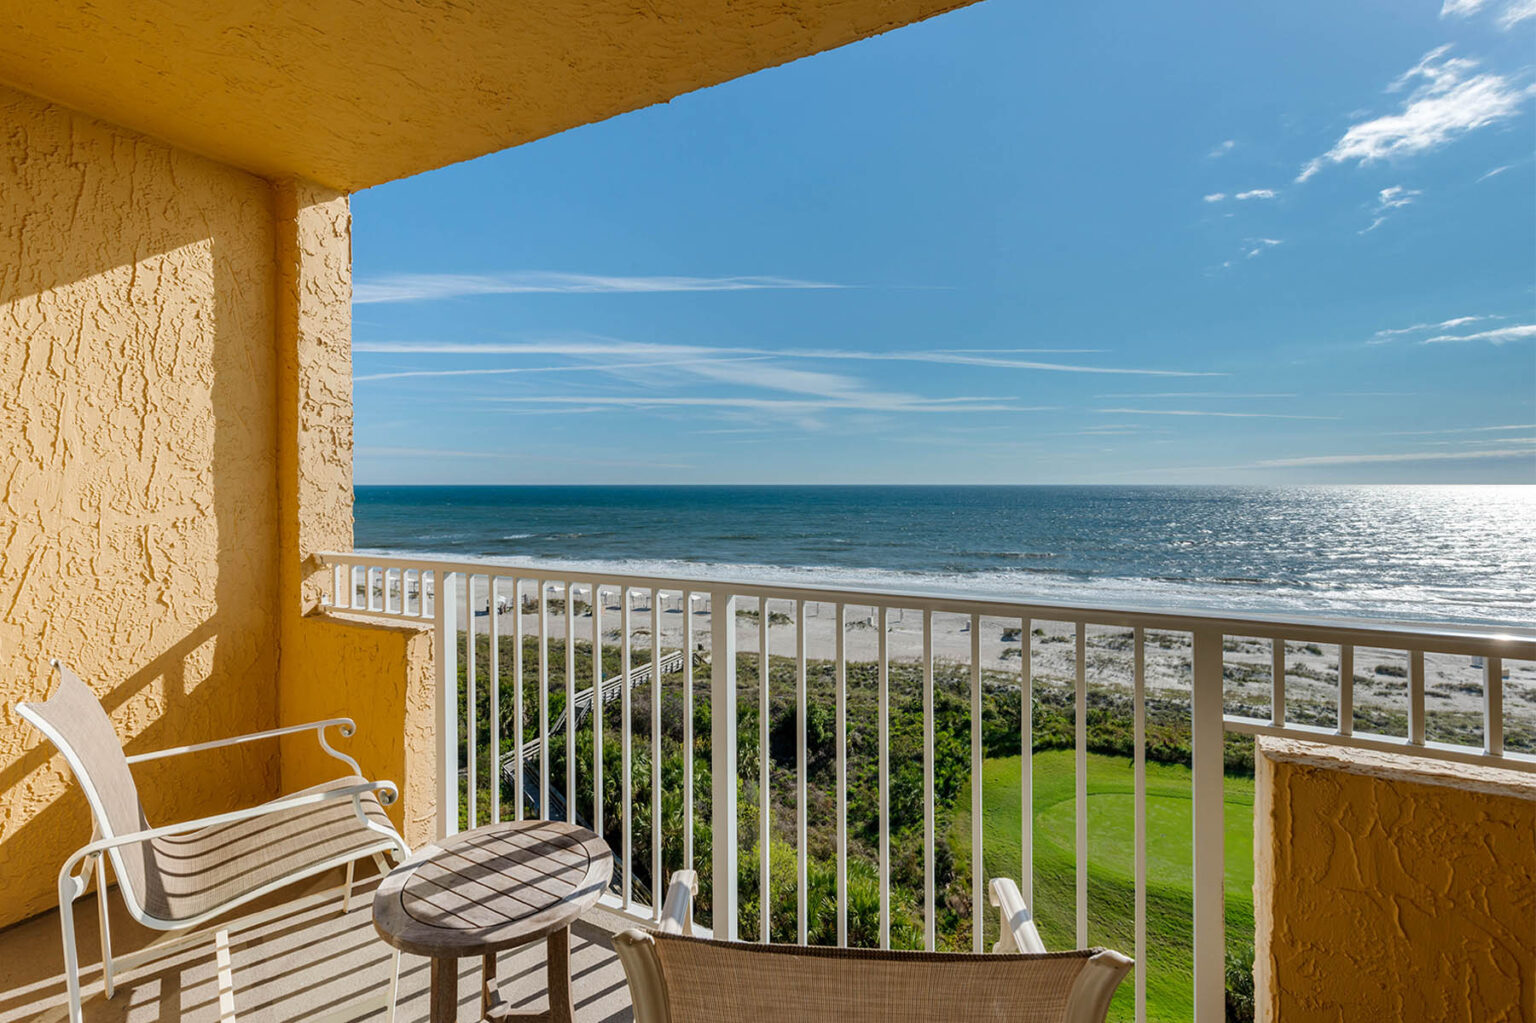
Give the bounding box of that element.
[316,549,1536,656]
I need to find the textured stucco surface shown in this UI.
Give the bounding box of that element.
[0,0,977,191]
[0,84,280,927]
[1255,738,1536,1022]
[281,613,435,846]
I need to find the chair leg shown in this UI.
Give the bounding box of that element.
[386,949,401,1023]
[95,854,115,998]
[58,873,84,1023]
[340,859,356,915]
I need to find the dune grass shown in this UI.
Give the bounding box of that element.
[951,750,1254,1023]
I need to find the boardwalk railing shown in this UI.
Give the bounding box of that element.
[318,550,1535,1023]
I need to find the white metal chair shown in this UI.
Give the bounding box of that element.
[615,871,1131,1023]
[17,660,412,1023]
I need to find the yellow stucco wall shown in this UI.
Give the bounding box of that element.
[1255,738,1536,1022]
[0,83,281,926]
[280,613,435,847]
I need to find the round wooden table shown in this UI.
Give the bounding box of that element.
[373,820,613,1022]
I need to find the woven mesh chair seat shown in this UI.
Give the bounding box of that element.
[134,776,392,920]
[651,934,1099,1023]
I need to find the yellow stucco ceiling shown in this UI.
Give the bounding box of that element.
[0,1,975,193]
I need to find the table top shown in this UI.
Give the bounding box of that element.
[373,820,613,957]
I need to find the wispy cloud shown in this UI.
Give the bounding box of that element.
[1204,188,1277,203]
[1382,422,1536,436]
[1368,314,1495,343]
[354,446,695,470]
[1477,164,1513,181]
[1255,447,1535,467]
[353,271,847,304]
[1244,238,1284,258]
[1209,139,1237,157]
[354,338,1222,377]
[1094,407,1337,420]
[1095,392,1299,399]
[1421,323,1536,344]
[1297,47,1527,181]
[354,356,759,383]
[1441,0,1491,15]
[1500,0,1536,27]
[480,395,1054,415]
[1360,184,1422,233]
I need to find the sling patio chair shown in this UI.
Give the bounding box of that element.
[17,660,412,1023]
[614,871,1132,1023]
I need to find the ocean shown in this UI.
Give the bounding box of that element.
[354,485,1535,627]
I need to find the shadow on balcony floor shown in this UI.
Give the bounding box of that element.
[0,867,634,1022]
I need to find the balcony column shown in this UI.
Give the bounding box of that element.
[271,180,434,845]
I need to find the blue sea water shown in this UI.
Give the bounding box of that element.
[354,485,1536,626]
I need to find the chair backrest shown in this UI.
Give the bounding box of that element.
[615,932,1132,1023]
[16,662,150,905]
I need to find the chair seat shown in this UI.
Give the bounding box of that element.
[133,776,395,922]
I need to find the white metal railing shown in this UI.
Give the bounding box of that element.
[317,550,1535,1023]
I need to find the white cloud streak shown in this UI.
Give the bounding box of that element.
[1095,392,1299,399]
[1209,140,1237,157]
[1205,188,1277,203]
[1441,0,1491,15]
[1203,193,1227,203]
[480,395,1055,415]
[1501,0,1536,27]
[353,338,1223,377]
[1256,447,1535,467]
[353,271,847,304]
[1421,323,1536,344]
[1244,238,1283,258]
[1477,164,1513,181]
[1382,422,1536,436]
[1369,314,1495,343]
[1094,407,1338,420]
[1297,47,1527,181]
[1360,184,1422,232]
[355,356,761,383]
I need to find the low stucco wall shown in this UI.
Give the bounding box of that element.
[279,613,435,848]
[0,82,280,927]
[1255,737,1535,1022]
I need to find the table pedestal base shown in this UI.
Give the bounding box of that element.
[427,926,573,1023]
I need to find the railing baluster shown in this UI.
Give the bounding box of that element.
[593,586,604,845]
[970,612,983,953]
[878,605,890,950]
[513,578,524,821]
[796,599,808,945]
[1075,620,1088,947]
[760,596,772,943]
[1409,650,1426,745]
[1134,627,1147,1023]
[490,576,501,824]
[651,587,662,922]
[1339,644,1354,737]
[923,609,935,952]
[621,587,633,910]
[567,582,578,825]
[1021,617,1032,910]
[1272,638,1286,727]
[539,580,550,822]
[1485,656,1503,756]
[684,591,695,871]
[709,588,739,940]
[465,574,476,829]
[1191,628,1226,1023]
[433,571,459,841]
[835,602,847,947]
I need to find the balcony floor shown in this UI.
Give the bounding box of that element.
[0,867,634,1022]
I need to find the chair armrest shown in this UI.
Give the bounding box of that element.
[989,877,1047,954]
[58,779,400,893]
[125,718,362,774]
[658,869,698,935]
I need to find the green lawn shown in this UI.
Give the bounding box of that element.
[951,750,1254,1023]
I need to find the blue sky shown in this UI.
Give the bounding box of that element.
[352,0,1536,485]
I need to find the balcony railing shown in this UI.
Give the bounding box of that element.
[317,550,1536,1023]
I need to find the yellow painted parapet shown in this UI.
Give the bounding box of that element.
[1254,737,1535,1022]
[0,0,979,192]
[0,83,282,926]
